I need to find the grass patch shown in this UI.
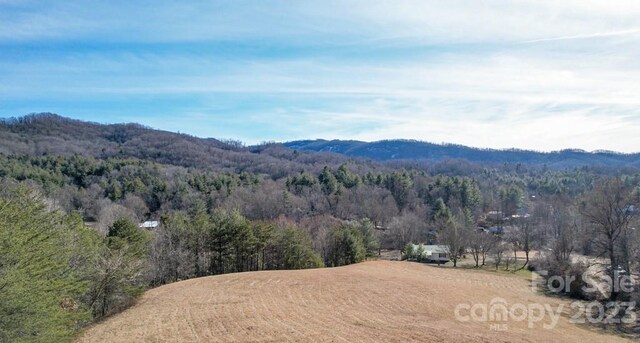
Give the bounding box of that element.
[419,257,535,279]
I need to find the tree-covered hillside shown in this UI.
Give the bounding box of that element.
[285,139,640,168]
[0,113,352,175]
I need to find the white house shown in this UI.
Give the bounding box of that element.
[411,244,450,264]
[138,221,159,229]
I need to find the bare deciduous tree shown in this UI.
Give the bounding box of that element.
[492,242,507,270]
[469,230,496,267]
[441,216,468,267]
[549,201,579,263]
[581,178,638,300]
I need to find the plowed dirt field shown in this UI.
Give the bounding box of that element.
[78,261,628,342]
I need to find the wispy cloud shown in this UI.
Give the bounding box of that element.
[522,28,640,43]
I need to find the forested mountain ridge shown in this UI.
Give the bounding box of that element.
[285,139,640,168]
[3,113,639,172]
[0,113,355,175]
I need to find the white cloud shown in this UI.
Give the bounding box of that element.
[3,1,640,44]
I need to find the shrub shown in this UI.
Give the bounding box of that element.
[415,244,426,262]
[533,257,592,300]
[403,242,415,260]
[327,224,367,266]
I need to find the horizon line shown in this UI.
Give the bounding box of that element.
[3,112,639,156]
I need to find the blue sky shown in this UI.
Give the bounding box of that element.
[1,1,640,152]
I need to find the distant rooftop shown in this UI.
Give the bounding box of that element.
[139,221,159,229]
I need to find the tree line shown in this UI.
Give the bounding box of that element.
[0,184,383,342]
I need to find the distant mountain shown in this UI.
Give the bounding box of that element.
[0,113,350,175]
[3,114,639,170]
[284,139,640,168]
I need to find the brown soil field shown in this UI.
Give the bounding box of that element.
[77,261,629,342]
